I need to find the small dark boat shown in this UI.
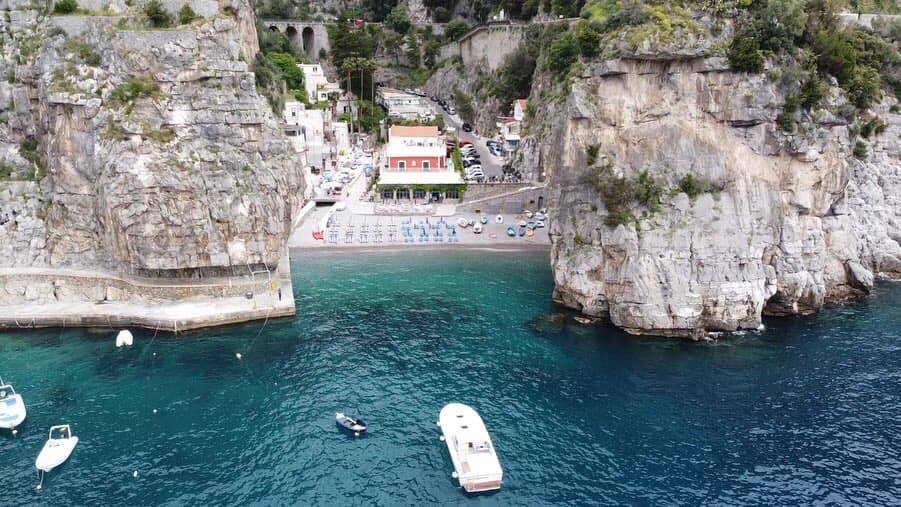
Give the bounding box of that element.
[518,225,526,237]
[506,226,516,237]
[336,412,367,436]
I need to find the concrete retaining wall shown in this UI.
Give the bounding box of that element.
[457,183,547,214]
[0,270,274,305]
[0,250,296,332]
[459,24,527,70]
[50,15,127,37]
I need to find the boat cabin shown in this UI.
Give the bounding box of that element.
[0,384,15,400]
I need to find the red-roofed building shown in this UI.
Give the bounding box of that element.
[378,125,463,203]
[384,126,446,172]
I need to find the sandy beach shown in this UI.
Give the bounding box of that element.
[288,205,550,250]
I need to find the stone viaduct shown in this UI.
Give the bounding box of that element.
[262,21,331,61]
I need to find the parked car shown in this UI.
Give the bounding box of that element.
[431,95,438,102]
[448,107,457,115]
[462,123,473,132]
[466,166,483,176]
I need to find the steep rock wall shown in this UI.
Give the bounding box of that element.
[519,57,900,337]
[0,0,303,276]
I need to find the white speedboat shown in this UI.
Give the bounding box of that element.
[473,223,483,234]
[457,217,469,228]
[36,425,78,473]
[0,379,27,432]
[438,403,503,493]
[115,329,133,347]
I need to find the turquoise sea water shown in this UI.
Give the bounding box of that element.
[1,249,901,505]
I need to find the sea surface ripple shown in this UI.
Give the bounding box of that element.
[1,249,900,505]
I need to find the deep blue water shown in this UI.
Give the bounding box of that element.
[1,249,901,506]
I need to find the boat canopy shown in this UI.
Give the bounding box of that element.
[50,426,71,440]
[0,385,15,399]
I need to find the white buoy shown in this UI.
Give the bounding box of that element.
[354,431,360,437]
[115,330,134,348]
[235,353,242,360]
[152,409,157,414]
[452,471,458,479]
[12,429,17,437]
[133,470,139,478]
[439,435,445,441]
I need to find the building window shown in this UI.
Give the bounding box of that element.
[446,189,460,199]
[398,161,406,171]
[413,190,426,200]
[382,190,394,200]
[422,161,430,171]
[396,189,410,199]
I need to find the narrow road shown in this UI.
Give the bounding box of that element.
[432,102,505,180]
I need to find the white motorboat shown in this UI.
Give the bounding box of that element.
[0,379,27,431]
[457,217,469,228]
[438,403,503,493]
[473,223,483,234]
[494,215,503,224]
[115,329,133,347]
[36,425,78,473]
[523,210,533,218]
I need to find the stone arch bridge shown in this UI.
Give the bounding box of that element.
[261,21,330,61]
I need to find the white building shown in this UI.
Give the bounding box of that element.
[284,100,326,170]
[376,87,435,122]
[513,99,528,122]
[336,91,359,121]
[300,64,341,103]
[333,121,350,154]
[495,99,528,153]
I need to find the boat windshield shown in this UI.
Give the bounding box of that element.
[0,385,14,399]
[50,426,71,440]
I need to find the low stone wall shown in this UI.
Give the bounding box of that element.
[457,183,547,214]
[0,270,274,305]
[0,250,296,332]
[50,15,127,37]
[462,182,532,201]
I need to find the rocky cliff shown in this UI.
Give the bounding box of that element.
[518,56,901,337]
[0,0,303,278]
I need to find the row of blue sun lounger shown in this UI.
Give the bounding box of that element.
[326,220,459,244]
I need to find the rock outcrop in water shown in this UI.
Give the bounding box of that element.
[0,0,303,279]
[517,53,901,337]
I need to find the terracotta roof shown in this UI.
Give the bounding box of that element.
[390,125,439,138]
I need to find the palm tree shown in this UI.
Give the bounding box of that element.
[341,57,376,133]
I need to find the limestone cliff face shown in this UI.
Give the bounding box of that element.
[423,64,504,137]
[518,58,901,337]
[0,0,303,276]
